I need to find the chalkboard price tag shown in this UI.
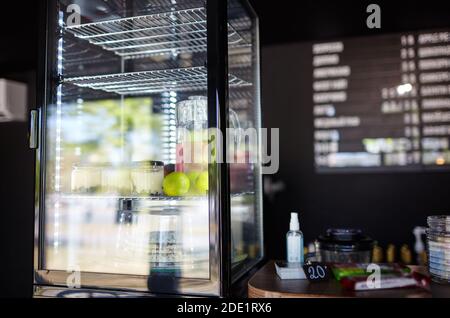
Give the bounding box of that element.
[302,263,331,282]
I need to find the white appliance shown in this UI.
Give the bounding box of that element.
[0,79,27,122]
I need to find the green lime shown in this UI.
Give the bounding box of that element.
[186,171,201,195]
[195,171,209,194]
[186,171,200,184]
[163,172,190,196]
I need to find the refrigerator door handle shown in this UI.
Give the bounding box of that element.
[29,109,39,149]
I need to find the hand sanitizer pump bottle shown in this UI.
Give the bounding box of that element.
[286,212,304,264]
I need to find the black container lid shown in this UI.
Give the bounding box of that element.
[318,228,374,252]
[132,160,164,167]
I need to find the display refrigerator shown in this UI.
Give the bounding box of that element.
[30,0,263,297]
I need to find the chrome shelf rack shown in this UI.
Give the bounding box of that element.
[64,66,251,95]
[65,7,245,58]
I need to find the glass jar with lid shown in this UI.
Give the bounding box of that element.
[70,163,102,194]
[176,96,242,173]
[176,96,209,173]
[427,215,450,284]
[130,161,164,196]
[318,228,374,263]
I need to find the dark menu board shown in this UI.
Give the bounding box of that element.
[312,29,450,172]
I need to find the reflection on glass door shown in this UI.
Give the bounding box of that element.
[43,0,220,280]
[227,0,264,280]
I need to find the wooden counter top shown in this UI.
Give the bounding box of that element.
[248,261,432,298]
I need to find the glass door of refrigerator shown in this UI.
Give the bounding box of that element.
[36,0,251,295]
[227,0,264,281]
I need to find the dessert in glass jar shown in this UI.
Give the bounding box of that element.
[71,163,102,193]
[131,161,164,196]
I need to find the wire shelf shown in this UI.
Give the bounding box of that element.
[62,194,207,201]
[60,191,254,202]
[65,7,245,58]
[64,66,251,95]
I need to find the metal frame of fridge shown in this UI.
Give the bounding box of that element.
[31,0,263,297]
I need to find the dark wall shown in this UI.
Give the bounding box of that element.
[261,42,450,259]
[0,2,38,297]
[250,0,450,259]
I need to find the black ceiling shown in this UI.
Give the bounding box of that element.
[0,0,449,71]
[249,0,450,45]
